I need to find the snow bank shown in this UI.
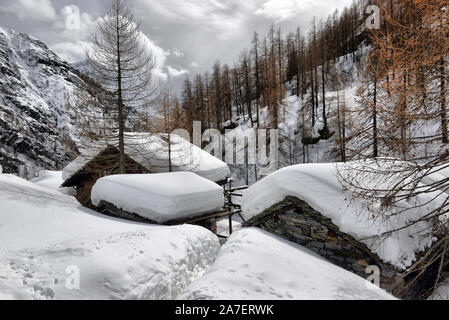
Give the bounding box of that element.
[242,162,446,269]
[31,171,75,196]
[0,174,220,300]
[62,133,230,183]
[179,228,395,300]
[91,172,224,223]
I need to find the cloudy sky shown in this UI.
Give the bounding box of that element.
[0,0,353,81]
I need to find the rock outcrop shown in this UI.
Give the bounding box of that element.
[0,26,90,178]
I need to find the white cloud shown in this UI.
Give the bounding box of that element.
[2,0,56,21]
[255,0,314,21]
[139,31,170,81]
[47,6,95,62]
[53,6,94,39]
[171,49,184,58]
[167,66,189,77]
[255,0,355,22]
[3,0,356,82]
[50,40,91,63]
[137,0,247,35]
[51,10,170,80]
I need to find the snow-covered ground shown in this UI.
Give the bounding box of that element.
[0,174,220,299]
[179,228,395,300]
[242,161,447,270]
[30,170,75,196]
[429,279,449,300]
[91,172,224,223]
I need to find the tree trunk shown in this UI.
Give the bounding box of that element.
[373,71,378,158]
[116,12,125,174]
[440,58,448,143]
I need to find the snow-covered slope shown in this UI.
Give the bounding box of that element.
[179,228,395,300]
[0,174,220,299]
[0,26,90,178]
[30,170,75,195]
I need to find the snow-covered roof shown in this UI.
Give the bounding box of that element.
[62,133,230,183]
[179,228,395,300]
[91,172,225,223]
[242,161,447,270]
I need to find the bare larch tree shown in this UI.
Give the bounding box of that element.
[69,0,156,173]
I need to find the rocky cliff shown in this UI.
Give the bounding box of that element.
[0,26,89,178]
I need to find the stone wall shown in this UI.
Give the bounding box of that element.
[244,196,404,296]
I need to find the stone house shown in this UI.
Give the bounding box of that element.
[61,133,230,208]
[241,163,449,300]
[243,195,449,300]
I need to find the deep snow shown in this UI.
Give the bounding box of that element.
[0,174,220,299]
[179,228,395,300]
[30,170,75,196]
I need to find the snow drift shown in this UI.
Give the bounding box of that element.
[0,174,220,300]
[30,170,75,195]
[179,228,395,300]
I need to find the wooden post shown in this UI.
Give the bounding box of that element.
[228,213,233,235]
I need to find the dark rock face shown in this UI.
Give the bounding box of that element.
[0,27,88,178]
[244,196,447,299]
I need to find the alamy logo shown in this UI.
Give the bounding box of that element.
[366,265,381,288]
[63,5,81,30]
[365,5,381,30]
[65,265,80,290]
[177,121,279,176]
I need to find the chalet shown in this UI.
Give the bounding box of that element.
[241,162,449,300]
[61,133,230,208]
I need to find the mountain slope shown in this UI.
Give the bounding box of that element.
[0,27,87,178]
